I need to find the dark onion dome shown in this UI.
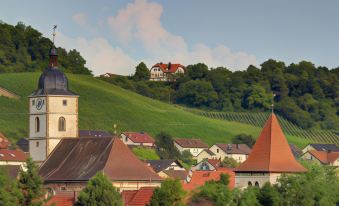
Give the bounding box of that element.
[30,47,77,96]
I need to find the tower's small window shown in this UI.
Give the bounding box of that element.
[217,149,219,153]
[255,181,259,187]
[58,117,66,131]
[32,100,35,106]
[248,181,252,186]
[63,100,67,106]
[35,117,40,132]
[36,141,39,147]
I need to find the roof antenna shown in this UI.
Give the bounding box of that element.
[271,93,276,114]
[52,25,57,45]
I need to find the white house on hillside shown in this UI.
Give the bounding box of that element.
[150,63,185,81]
[209,143,251,163]
[173,138,209,158]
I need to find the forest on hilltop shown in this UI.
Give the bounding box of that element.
[0,21,91,74]
[102,61,339,131]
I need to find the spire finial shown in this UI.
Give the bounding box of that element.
[52,25,57,45]
[271,93,276,114]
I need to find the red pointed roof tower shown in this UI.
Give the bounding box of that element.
[235,114,307,173]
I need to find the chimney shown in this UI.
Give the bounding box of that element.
[167,62,172,70]
[227,144,232,151]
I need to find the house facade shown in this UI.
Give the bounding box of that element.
[120,132,155,147]
[209,144,251,163]
[301,150,339,167]
[174,138,209,158]
[234,114,307,189]
[196,149,217,163]
[150,63,185,81]
[302,144,339,154]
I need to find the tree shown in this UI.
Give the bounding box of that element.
[180,150,195,166]
[155,132,181,159]
[176,80,218,108]
[75,172,123,206]
[238,187,260,206]
[134,62,150,81]
[220,157,239,168]
[191,174,232,206]
[149,178,185,206]
[0,168,23,206]
[232,134,255,148]
[18,157,44,206]
[258,183,282,206]
[186,63,209,80]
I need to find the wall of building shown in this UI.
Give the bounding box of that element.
[174,142,205,157]
[29,139,47,162]
[209,145,247,163]
[235,173,281,189]
[300,152,321,164]
[301,145,314,154]
[150,67,166,81]
[196,151,215,163]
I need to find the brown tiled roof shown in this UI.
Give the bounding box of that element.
[163,170,188,180]
[152,63,185,73]
[0,149,27,162]
[235,114,307,173]
[215,144,251,155]
[39,137,162,182]
[308,150,339,164]
[0,133,9,149]
[146,159,183,173]
[123,132,155,144]
[174,138,208,148]
[122,187,155,206]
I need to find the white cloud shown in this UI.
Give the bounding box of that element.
[107,0,257,70]
[72,12,88,26]
[56,32,136,75]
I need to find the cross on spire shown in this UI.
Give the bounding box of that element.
[52,25,57,44]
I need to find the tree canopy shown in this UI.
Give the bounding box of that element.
[149,178,185,206]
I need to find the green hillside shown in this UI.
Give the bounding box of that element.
[0,72,311,148]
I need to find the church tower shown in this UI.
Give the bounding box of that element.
[28,47,79,163]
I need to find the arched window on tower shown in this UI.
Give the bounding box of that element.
[35,117,40,132]
[58,117,66,131]
[248,181,252,187]
[255,181,259,187]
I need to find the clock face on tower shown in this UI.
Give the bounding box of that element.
[36,98,44,110]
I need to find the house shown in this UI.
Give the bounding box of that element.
[302,143,339,154]
[0,133,27,170]
[79,130,112,138]
[146,159,186,179]
[150,63,185,81]
[192,159,221,171]
[209,144,251,163]
[121,187,155,206]
[234,114,307,189]
[16,138,29,153]
[39,137,162,193]
[301,150,339,167]
[182,167,235,191]
[120,132,155,147]
[174,138,209,158]
[196,149,217,163]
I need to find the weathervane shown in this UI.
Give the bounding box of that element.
[271,93,276,113]
[52,25,57,44]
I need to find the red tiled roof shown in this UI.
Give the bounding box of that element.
[235,114,307,173]
[0,133,9,149]
[182,168,235,191]
[152,63,185,73]
[308,150,339,164]
[44,192,75,206]
[0,149,27,162]
[163,170,188,180]
[123,132,155,144]
[174,138,208,148]
[122,187,155,206]
[206,159,220,169]
[215,144,251,155]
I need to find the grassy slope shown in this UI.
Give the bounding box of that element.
[0,72,309,148]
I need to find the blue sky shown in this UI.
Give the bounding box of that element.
[0,0,338,75]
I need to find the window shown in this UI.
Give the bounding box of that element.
[217,149,219,153]
[248,181,252,186]
[32,99,35,106]
[63,100,67,106]
[255,182,259,187]
[58,117,66,131]
[125,137,128,142]
[35,117,40,132]
[36,141,39,147]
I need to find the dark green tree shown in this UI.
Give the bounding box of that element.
[18,158,44,206]
[75,172,123,206]
[149,178,185,206]
[220,157,240,168]
[186,63,209,80]
[258,183,282,206]
[232,134,255,147]
[180,150,195,166]
[238,187,260,206]
[155,132,181,159]
[0,168,23,206]
[134,62,150,81]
